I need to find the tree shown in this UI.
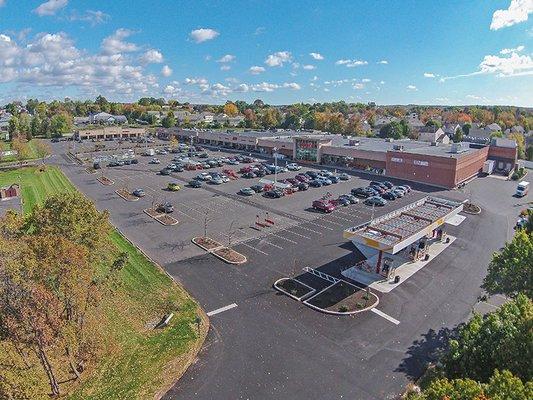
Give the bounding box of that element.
[482,230,533,298]
[8,116,19,139]
[30,116,41,139]
[380,121,405,139]
[40,117,51,138]
[408,370,533,400]
[442,294,532,383]
[223,102,239,117]
[50,114,72,137]
[527,145,533,162]
[11,138,30,165]
[161,112,176,128]
[34,139,51,164]
[462,122,471,136]
[453,127,464,142]
[508,132,525,159]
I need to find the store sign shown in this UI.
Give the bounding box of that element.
[296,139,317,149]
[391,157,403,163]
[414,160,429,166]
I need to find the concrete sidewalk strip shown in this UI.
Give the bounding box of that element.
[371,308,400,325]
[207,303,238,317]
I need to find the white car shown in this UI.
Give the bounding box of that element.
[150,158,160,164]
[287,163,301,171]
[221,175,230,183]
[196,172,211,181]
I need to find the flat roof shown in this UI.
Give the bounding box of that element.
[343,196,464,254]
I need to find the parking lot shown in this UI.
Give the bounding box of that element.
[50,138,526,400]
[71,142,427,264]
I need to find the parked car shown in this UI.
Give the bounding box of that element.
[398,184,411,193]
[306,171,319,179]
[132,188,145,197]
[150,158,161,164]
[167,182,181,191]
[286,163,301,171]
[159,168,171,175]
[295,174,309,183]
[364,196,387,206]
[242,172,256,179]
[392,188,405,198]
[334,197,350,207]
[382,191,398,200]
[264,190,284,198]
[339,194,359,204]
[188,180,202,188]
[297,182,309,191]
[196,172,211,181]
[312,199,335,213]
[209,176,224,185]
[382,181,394,189]
[239,187,255,196]
[157,202,174,213]
[317,177,332,185]
[352,187,373,198]
[250,184,264,193]
[329,175,340,184]
[369,184,386,194]
[130,159,138,164]
[309,179,323,188]
[339,173,350,180]
[255,169,266,177]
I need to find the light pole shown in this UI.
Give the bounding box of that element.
[273,147,278,185]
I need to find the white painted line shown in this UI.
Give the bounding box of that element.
[285,229,311,240]
[371,308,400,325]
[207,303,238,317]
[262,240,283,249]
[269,232,298,244]
[240,242,269,255]
[294,224,323,235]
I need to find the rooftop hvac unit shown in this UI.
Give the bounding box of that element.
[393,144,404,151]
[349,139,360,146]
[450,143,462,153]
[430,141,438,146]
[385,138,394,142]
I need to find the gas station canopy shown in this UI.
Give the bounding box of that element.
[344,196,464,254]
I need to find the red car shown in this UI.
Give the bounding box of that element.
[312,199,336,213]
[240,166,253,173]
[296,174,310,183]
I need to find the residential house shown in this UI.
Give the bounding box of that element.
[418,127,450,144]
[89,112,127,125]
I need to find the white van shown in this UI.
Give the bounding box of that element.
[516,181,529,197]
[143,148,155,156]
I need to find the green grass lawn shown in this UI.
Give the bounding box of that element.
[0,139,43,163]
[0,166,207,399]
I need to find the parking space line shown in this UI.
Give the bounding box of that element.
[371,308,400,325]
[207,303,238,317]
[268,232,298,244]
[260,239,283,250]
[240,242,269,255]
[293,224,323,235]
[284,229,311,240]
[305,220,334,231]
[328,213,355,223]
[319,217,344,226]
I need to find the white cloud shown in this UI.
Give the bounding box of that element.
[380,80,385,85]
[189,28,219,43]
[249,65,265,74]
[377,60,388,64]
[140,49,163,64]
[407,85,418,91]
[33,0,68,16]
[353,83,364,90]
[311,75,319,81]
[490,0,533,30]
[500,45,525,54]
[283,82,301,90]
[362,78,371,82]
[101,29,138,55]
[265,51,292,67]
[220,65,231,71]
[254,27,266,36]
[424,72,436,78]
[309,52,324,60]
[234,83,249,92]
[161,65,172,77]
[251,82,279,92]
[217,54,235,63]
[0,31,160,97]
[67,10,110,26]
[335,59,368,67]
[302,64,316,70]
[442,50,533,80]
[163,85,180,95]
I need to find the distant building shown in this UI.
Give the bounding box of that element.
[89,112,128,125]
[418,127,450,144]
[0,184,20,200]
[75,126,145,140]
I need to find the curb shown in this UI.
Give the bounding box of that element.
[97,176,114,186]
[273,278,316,301]
[143,208,178,226]
[191,237,247,264]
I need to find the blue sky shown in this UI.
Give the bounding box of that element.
[0,0,532,105]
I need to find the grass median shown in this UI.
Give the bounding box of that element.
[0,166,207,399]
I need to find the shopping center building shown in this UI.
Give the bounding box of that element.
[157,128,517,189]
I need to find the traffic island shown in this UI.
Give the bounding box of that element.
[274,278,316,301]
[115,188,139,202]
[97,176,114,186]
[143,208,179,226]
[304,281,379,315]
[463,202,481,215]
[192,237,247,264]
[192,236,223,251]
